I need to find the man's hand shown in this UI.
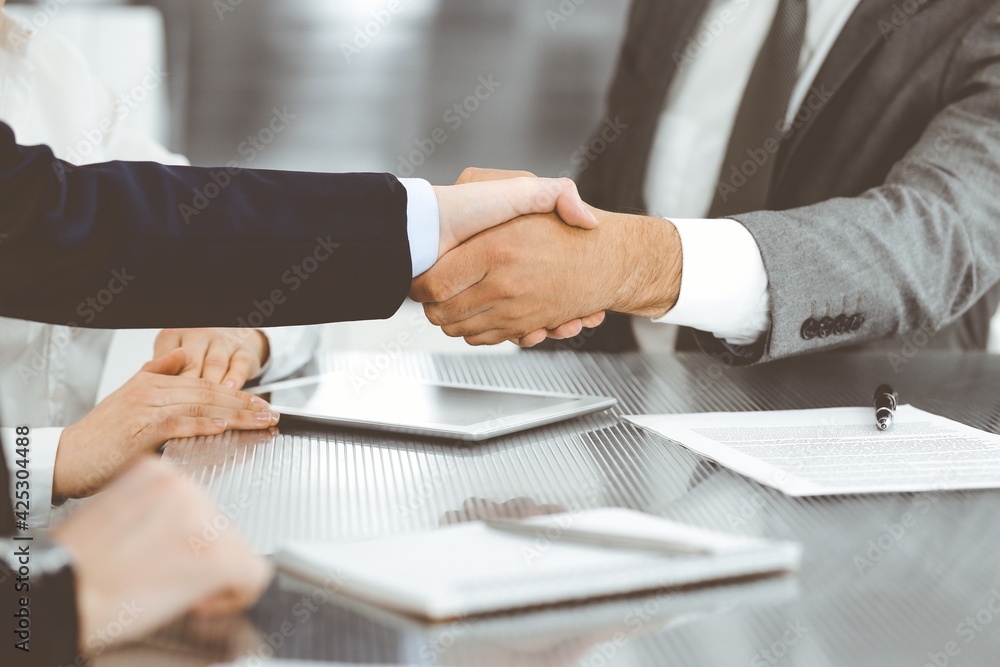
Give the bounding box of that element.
[411,208,682,346]
[448,167,607,346]
[54,349,279,499]
[432,175,598,261]
[51,459,273,656]
[154,328,270,389]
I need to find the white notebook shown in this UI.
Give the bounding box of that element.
[274,508,801,621]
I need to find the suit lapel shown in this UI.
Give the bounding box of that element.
[580,0,711,212]
[773,0,939,189]
[628,0,712,85]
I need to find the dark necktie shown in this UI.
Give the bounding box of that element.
[708,0,809,218]
[547,0,809,353]
[675,0,809,351]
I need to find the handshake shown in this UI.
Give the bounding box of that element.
[426,168,684,347]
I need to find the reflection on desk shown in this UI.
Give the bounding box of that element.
[140,351,1000,666]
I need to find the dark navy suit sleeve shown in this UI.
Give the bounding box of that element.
[0,121,413,329]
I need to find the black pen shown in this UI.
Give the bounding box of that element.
[874,384,898,431]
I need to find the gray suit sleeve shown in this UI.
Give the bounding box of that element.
[733,9,1000,363]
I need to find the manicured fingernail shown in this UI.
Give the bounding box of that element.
[270,411,281,424]
[255,412,273,422]
[224,380,236,389]
[587,208,599,225]
[250,396,270,408]
[213,419,227,429]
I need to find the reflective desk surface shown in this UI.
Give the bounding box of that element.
[109,351,1000,666]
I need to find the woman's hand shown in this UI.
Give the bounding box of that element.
[53,349,279,499]
[433,172,599,261]
[154,328,270,389]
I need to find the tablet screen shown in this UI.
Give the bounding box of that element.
[267,375,573,427]
[254,373,616,440]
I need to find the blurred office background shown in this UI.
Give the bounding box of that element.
[17,0,998,353]
[8,0,631,354]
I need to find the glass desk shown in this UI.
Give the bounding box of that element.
[104,351,1000,666]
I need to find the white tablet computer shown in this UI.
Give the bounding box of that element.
[249,373,617,441]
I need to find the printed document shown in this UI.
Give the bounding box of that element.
[627,406,1000,496]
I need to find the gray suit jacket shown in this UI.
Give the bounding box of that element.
[577,0,1000,365]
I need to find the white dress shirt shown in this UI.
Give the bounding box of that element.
[0,11,437,526]
[636,0,862,350]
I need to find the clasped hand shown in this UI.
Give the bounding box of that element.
[415,168,682,346]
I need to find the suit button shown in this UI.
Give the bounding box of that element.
[850,314,865,331]
[834,314,850,335]
[800,318,819,340]
[818,316,835,338]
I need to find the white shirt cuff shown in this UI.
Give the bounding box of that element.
[400,178,440,278]
[255,326,321,385]
[2,427,62,530]
[653,218,771,346]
